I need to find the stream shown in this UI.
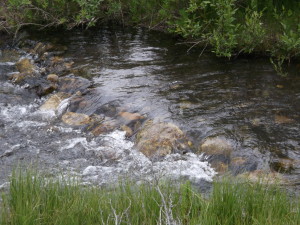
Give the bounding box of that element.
[1,26,300,191]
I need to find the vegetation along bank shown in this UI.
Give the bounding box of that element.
[1,170,300,225]
[1,0,300,74]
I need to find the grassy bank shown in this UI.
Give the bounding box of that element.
[1,170,300,225]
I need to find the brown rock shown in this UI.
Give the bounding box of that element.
[136,121,190,157]
[121,125,133,137]
[47,74,59,83]
[119,112,144,121]
[270,158,296,173]
[16,58,34,73]
[91,120,117,136]
[62,112,91,126]
[199,137,233,157]
[275,115,294,124]
[40,92,71,111]
[9,73,27,83]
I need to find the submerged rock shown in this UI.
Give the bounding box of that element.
[199,137,233,160]
[274,115,295,124]
[62,112,91,126]
[95,101,119,117]
[65,89,105,116]
[136,120,191,158]
[90,118,118,136]
[198,137,234,173]
[119,111,144,121]
[270,158,296,173]
[36,80,57,96]
[45,56,74,75]
[58,76,91,94]
[229,157,258,175]
[199,137,233,157]
[40,92,71,111]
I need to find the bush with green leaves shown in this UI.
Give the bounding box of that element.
[1,0,300,74]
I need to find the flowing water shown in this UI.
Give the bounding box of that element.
[1,26,300,190]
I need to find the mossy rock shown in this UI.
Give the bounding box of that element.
[136,120,190,158]
[16,58,35,73]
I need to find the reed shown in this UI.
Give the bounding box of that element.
[1,170,299,225]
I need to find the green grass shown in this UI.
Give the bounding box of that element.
[1,170,300,225]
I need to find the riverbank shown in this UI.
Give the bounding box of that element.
[1,170,300,225]
[1,0,300,76]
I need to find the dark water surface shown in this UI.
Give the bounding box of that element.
[1,26,300,188]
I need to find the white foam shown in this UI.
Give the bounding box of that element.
[0,104,35,121]
[15,120,47,128]
[0,62,15,66]
[69,130,216,185]
[56,98,70,117]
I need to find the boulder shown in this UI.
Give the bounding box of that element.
[198,137,233,163]
[136,121,190,158]
[62,112,91,126]
[40,92,71,111]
